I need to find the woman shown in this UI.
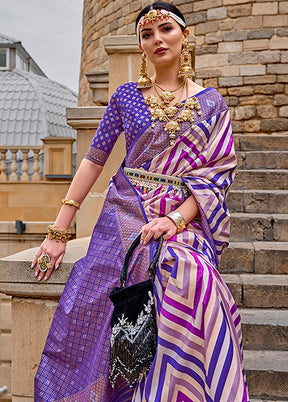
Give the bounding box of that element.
[34,2,249,401]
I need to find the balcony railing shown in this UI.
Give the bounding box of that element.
[0,146,43,182]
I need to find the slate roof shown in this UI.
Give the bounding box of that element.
[0,33,20,46]
[0,69,77,146]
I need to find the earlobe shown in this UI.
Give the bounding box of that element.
[183,28,189,40]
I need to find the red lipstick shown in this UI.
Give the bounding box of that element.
[154,47,167,55]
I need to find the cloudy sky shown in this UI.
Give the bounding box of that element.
[0,0,83,93]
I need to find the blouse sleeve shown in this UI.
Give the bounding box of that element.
[85,90,123,166]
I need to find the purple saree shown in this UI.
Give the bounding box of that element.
[34,83,249,401]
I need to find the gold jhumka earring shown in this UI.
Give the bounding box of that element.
[178,42,195,80]
[137,53,153,89]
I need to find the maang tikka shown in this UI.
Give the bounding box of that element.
[178,42,195,80]
[137,53,153,89]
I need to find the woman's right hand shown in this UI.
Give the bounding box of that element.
[32,238,66,281]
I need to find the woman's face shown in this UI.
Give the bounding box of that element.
[139,17,188,68]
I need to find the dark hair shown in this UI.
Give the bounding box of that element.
[135,1,186,33]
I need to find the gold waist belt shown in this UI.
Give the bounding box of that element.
[123,167,191,197]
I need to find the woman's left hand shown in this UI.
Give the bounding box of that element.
[141,217,177,245]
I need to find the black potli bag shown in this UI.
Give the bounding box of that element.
[108,233,163,387]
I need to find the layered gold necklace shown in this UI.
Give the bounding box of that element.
[144,79,202,146]
[154,80,185,105]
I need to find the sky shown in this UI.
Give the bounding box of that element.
[0,0,83,93]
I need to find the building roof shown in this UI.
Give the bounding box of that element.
[0,69,77,146]
[0,33,46,76]
[0,33,20,46]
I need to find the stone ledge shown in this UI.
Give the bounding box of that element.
[244,350,288,398]
[240,308,288,351]
[221,241,288,275]
[0,221,75,235]
[223,273,288,308]
[234,169,288,191]
[66,107,105,129]
[0,237,90,298]
[238,134,288,151]
[228,189,288,214]
[230,212,288,242]
[104,35,196,54]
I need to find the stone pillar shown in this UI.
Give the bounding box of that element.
[0,292,11,401]
[0,238,89,401]
[42,137,75,181]
[85,70,109,105]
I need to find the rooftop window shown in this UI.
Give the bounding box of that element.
[0,48,9,69]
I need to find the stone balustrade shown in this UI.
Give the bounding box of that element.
[0,146,43,182]
[0,136,75,183]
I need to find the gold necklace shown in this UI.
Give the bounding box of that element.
[154,81,186,117]
[154,80,185,106]
[144,80,202,146]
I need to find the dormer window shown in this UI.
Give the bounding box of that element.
[0,34,46,76]
[0,48,9,69]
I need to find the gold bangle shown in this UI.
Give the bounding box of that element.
[61,199,80,209]
[46,225,72,243]
[167,211,186,234]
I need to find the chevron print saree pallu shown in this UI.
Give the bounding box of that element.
[34,83,249,401]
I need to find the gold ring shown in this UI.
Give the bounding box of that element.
[37,254,51,272]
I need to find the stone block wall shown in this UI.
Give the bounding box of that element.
[79,0,288,135]
[0,293,11,400]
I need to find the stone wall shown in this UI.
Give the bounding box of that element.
[79,0,288,135]
[0,293,11,400]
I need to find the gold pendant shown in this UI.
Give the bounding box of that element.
[164,121,180,135]
[155,108,167,120]
[160,90,175,105]
[145,95,158,108]
[178,109,194,123]
[165,106,178,118]
[186,97,202,116]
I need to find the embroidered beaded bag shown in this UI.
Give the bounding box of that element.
[108,233,163,387]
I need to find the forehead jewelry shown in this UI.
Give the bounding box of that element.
[139,9,170,28]
[136,9,186,38]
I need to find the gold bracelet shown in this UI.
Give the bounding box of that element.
[167,211,186,234]
[61,198,80,209]
[46,225,72,243]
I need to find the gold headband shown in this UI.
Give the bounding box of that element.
[136,9,186,38]
[140,9,170,27]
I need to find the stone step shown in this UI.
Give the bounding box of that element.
[250,399,288,402]
[234,134,288,152]
[233,169,288,190]
[228,189,288,214]
[236,151,288,170]
[222,274,288,308]
[240,308,288,351]
[244,350,288,399]
[220,242,288,275]
[230,213,288,242]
